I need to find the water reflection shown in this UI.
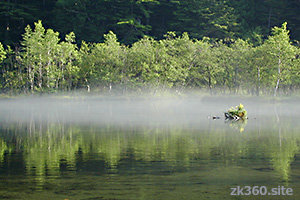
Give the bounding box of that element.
[225,119,248,132]
[1,119,299,185]
[0,98,300,199]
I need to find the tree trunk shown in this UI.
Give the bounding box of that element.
[274,78,280,96]
[28,65,34,92]
[256,66,260,96]
[62,66,64,90]
[46,51,51,88]
[274,58,281,97]
[85,78,90,92]
[38,64,42,89]
[207,66,212,94]
[234,66,238,94]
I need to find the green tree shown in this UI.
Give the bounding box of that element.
[79,31,127,92]
[285,0,300,41]
[57,32,79,90]
[260,22,297,96]
[53,0,158,44]
[0,42,6,63]
[170,0,238,39]
[229,39,252,93]
[228,0,289,40]
[157,32,194,89]
[77,41,93,92]
[289,47,300,90]
[0,0,56,46]
[127,36,161,88]
[19,20,79,92]
[188,38,222,92]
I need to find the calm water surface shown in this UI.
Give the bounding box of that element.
[0,97,300,200]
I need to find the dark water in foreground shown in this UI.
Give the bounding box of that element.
[0,97,300,200]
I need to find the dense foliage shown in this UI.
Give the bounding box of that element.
[0,1,299,95]
[0,21,299,95]
[1,0,300,45]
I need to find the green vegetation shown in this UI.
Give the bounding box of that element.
[0,21,299,95]
[0,1,299,96]
[1,0,300,45]
[0,42,5,63]
[226,103,247,120]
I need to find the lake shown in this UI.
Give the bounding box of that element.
[0,96,300,200]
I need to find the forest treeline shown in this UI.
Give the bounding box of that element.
[1,0,300,45]
[0,21,299,95]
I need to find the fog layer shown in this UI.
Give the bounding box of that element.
[0,96,300,130]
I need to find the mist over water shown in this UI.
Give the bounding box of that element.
[1,95,299,128]
[1,95,300,200]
